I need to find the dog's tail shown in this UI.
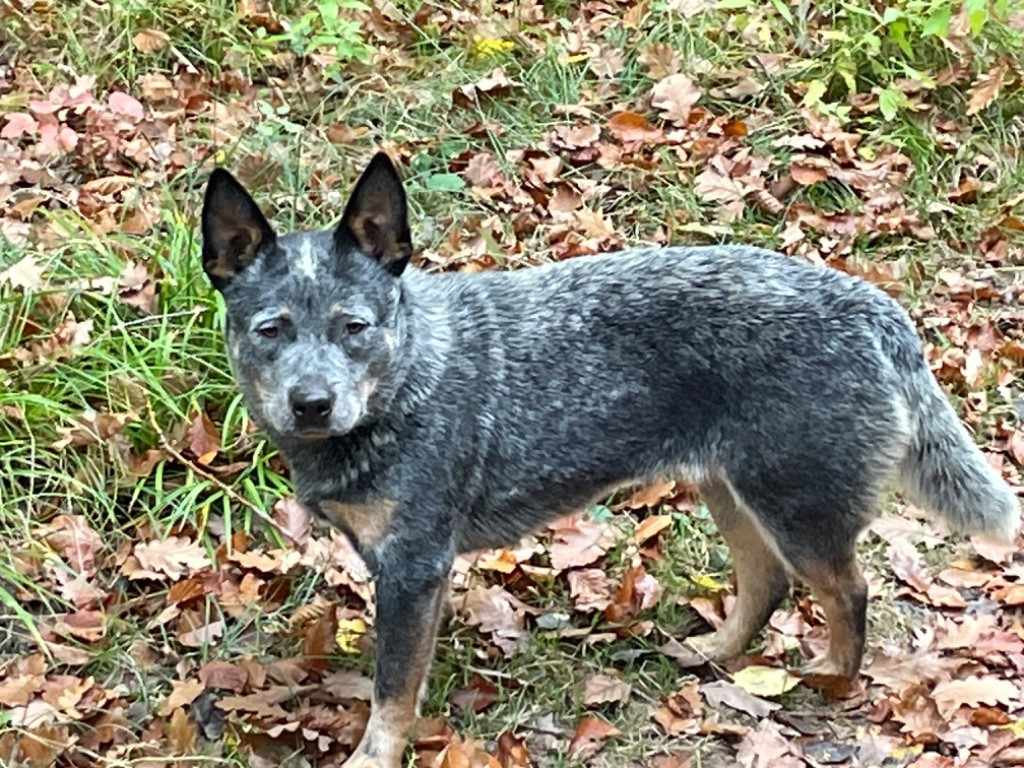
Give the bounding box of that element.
[884,317,1019,543]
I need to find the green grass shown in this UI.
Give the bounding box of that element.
[1,0,1022,765]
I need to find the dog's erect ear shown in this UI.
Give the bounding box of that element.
[335,152,412,276]
[201,168,276,289]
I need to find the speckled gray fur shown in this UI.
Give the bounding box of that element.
[201,153,1019,760]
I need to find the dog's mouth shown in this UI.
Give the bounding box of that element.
[290,428,334,442]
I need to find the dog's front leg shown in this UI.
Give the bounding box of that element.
[344,536,453,768]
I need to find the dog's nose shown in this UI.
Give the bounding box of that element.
[289,386,334,429]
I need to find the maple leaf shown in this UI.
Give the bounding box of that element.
[651,74,703,125]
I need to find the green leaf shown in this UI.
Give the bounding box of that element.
[878,85,901,121]
[801,79,827,108]
[425,173,466,191]
[886,18,913,58]
[922,5,952,37]
[965,0,987,34]
[770,0,794,24]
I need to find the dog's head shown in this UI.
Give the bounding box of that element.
[200,152,412,441]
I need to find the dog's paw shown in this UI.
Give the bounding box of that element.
[684,631,736,663]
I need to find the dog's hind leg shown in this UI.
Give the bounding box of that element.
[787,546,868,678]
[686,477,790,662]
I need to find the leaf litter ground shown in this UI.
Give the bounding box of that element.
[0,1,1023,766]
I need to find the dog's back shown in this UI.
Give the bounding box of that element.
[411,246,918,546]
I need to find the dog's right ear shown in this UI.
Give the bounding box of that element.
[201,168,277,289]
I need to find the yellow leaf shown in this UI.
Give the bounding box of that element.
[731,665,800,697]
[689,574,725,591]
[335,618,366,654]
[472,36,515,57]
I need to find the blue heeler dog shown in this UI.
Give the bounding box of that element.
[201,152,1019,767]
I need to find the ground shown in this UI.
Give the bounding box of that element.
[0,1,1023,766]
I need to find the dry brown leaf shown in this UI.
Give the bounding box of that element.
[651,74,703,125]
[567,568,614,612]
[606,111,664,144]
[185,411,220,465]
[273,497,311,546]
[166,707,196,752]
[966,62,1010,116]
[238,0,284,32]
[198,660,249,692]
[159,679,205,716]
[133,537,210,580]
[581,673,632,706]
[460,584,528,655]
[932,676,1019,719]
[494,729,530,767]
[301,606,338,672]
[568,714,621,758]
[653,678,703,735]
[624,480,676,510]
[0,255,45,290]
[131,28,170,52]
[548,516,617,572]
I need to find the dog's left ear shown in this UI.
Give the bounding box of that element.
[335,152,412,276]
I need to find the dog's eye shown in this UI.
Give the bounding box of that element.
[256,325,280,339]
[345,321,368,336]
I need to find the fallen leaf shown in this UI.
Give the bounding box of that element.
[568,714,621,758]
[273,497,310,546]
[186,411,220,465]
[931,676,1018,720]
[966,61,1009,115]
[159,680,205,716]
[651,74,703,125]
[731,666,801,698]
[133,537,211,580]
[0,255,46,290]
[581,673,632,706]
[131,28,170,52]
[701,680,780,719]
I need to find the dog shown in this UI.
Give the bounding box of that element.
[200,151,1019,767]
